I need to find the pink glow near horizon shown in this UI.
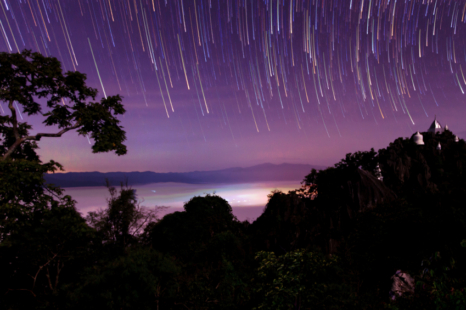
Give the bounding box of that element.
[65,181,301,222]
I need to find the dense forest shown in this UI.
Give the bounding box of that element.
[2,51,466,309]
[3,129,466,309]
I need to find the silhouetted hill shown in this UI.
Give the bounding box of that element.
[44,163,326,187]
[249,130,466,259]
[249,166,397,255]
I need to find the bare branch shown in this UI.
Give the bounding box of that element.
[130,208,161,236]
[174,303,192,310]
[5,289,36,298]
[45,266,53,292]
[1,122,81,161]
[55,259,63,289]
[24,122,81,141]
[29,252,59,290]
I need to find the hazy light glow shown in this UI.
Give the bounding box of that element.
[64,181,300,221]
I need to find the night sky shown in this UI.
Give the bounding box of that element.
[2,0,466,173]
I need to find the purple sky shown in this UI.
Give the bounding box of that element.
[2,0,466,173]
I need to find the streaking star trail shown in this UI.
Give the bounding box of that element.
[2,0,466,172]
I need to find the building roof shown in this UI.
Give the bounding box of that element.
[427,116,443,133]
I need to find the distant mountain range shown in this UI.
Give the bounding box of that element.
[44,163,326,188]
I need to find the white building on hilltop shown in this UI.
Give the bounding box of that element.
[427,116,443,134]
[413,131,425,145]
[413,117,460,146]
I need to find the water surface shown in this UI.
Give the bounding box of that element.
[64,181,301,222]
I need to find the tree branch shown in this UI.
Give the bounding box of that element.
[5,288,36,298]
[29,252,59,290]
[174,303,192,310]
[55,259,63,289]
[24,122,81,141]
[45,266,54,292]
[2,138,24,161]
[8,100,20,140]
[1,122,81,161]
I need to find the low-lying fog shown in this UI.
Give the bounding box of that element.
[64,181,301,222]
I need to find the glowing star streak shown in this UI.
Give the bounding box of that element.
[196,63,209,114]
[0,19,12,51]
[159,57,174,112]
[154,63,170,118]
[0,1,18,52]
[178,34,190,90]
[58,0,78,66]
[88,38,107,99]
[0,0,463,146]
[36,0,50,41]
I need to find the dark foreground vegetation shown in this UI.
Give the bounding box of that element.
[2,51,466,309]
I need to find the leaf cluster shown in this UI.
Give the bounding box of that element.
[253,249,353,310]
[0,50,127,160]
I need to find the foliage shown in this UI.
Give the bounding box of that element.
[2,55,466,310]
[0,159,89,310]
[0,115,39,161]
[334,148,379,172]
[378,131,466,198]
[249,190,325,254]
[385,240,466,310]
[86,179,162,249]
[0,50,128,310]
[301,148,379,197]
[0,196,94,309]
[0,159,63,206]
[68,247,179,310]
[146,195,251,309]
[0,50,126,161]
[252,249,353,310]
[417,249,466,310]
[0,91,64,207]
[148,194,240,257]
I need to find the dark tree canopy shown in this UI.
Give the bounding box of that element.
[3,51,466,309]
[86,180,161,250]
[0,50,127,161]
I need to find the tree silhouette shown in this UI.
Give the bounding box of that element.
[0,51,128,308]
[86,180,163,249]
[0,50,126,162]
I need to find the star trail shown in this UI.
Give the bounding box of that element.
[1,0,466,172]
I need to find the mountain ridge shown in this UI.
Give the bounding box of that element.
[44,163,326,188]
